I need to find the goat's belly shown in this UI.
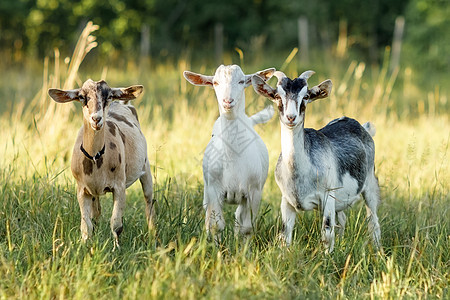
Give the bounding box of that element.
[295,193,320,211]
[335,194,361,211]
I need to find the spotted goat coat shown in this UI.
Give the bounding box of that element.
[48,79,154,248]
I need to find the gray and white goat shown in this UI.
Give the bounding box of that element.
[184,65,275,241]
[252,71,381,252]
[48,79,155,249]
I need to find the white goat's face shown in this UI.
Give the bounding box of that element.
[183,65,275,116]
[252,70,333,130]
[212,65,246,112]
[48,79,143,131]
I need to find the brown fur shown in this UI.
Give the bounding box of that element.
[49,79,155,248]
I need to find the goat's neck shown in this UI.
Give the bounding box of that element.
[280,121,308,171]
[82,120,105,156]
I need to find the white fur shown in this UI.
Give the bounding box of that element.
[184,65,275,240]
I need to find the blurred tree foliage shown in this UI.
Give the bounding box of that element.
[0,0,448,70]
[404,0,450,72]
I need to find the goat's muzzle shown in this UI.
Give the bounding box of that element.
[222,99,235,111]
[91,116,103,131]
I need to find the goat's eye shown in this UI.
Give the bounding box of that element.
[238,80,244,84]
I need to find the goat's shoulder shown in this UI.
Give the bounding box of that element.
[106,102,141,132]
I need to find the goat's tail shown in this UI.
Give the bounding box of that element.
[362,122,376,137]
[250,105,275,126]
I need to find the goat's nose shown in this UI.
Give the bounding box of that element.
[223,98,234,104]
[286,115,296,122]
[92,115,102,124]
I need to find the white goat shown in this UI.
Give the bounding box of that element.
[48,79,155,248]
[183,65,275,240]
[252,71,381,253]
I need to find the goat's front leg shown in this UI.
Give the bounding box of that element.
[77,186,94,242]
[111,185,126,250]
[204,184,224,244]
[321,191,336,253]
[280,196,296,247]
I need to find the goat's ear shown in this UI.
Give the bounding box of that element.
[251,75,277,101]
[111,85,144,101]
[183,71,214,86]
[48,88,81,103]
[245,68,275,87]
[307,79,332,103]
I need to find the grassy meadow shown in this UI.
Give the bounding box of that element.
[0,33,449,299]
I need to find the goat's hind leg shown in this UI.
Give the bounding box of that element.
[363,172,382,250]
[336,211,346,237]
[140,158,155,231]
[111,186,126,250]
[91,196,101,224]
[321,191,336,253]
[235,189,262,238]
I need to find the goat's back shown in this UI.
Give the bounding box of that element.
[318,117,375,193]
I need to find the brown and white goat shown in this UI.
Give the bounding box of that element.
[48,79,154,248]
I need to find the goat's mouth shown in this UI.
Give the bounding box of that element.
[284,121,299,129]
[222,101,235,111]
[91,122,103,131]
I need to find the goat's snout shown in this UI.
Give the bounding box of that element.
[222,98,235,110]
[286,114,296,122]
[91,115,103,130]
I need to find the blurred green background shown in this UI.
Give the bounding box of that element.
[1,0,448,70]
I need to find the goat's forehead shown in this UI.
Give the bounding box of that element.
[214,65,245,80]
[81,79,111,96]
[278,77,308,98]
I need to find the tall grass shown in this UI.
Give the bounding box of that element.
[0,23,449,299]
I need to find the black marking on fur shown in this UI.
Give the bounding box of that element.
[96,156,103,169]
[109,112,134,128]
[319,117,373,193]
[280,77,307,99]
[325,217,331,228]
[118,154,122,164]
[83,158,93,175]
[115,225,123,236]
[107,121,116,136]
[128,106,139,122]
[110,142,117,150]
[117,127,126,144]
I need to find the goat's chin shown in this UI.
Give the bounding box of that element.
[282,122,300,130]
[90,123,103,131]
[222,104,235,112]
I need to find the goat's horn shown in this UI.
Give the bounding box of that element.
[299,70,315,80]
[273,71,287,85]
